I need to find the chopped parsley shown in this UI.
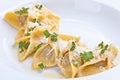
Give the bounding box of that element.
[51,32,57,42]
[98,41,104,48]
[44,30,51,38]
[15,7,29,15]
[34,43,43,51]
[71,59,78,66]
[19,41,30,53]
[70,41,76,51]
[43,30,58,42]
[100,44,109,54]
[24,27,36,36]
[33,19,41,25]
[19,48,24,53]
[28,27,36,32]
[38,63,45,70]
[98,41,109,54]
[80,51,94,62]
[24,32,30,36]
[36,4,43,10]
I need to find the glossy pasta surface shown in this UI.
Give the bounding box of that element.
[4,3,119,78]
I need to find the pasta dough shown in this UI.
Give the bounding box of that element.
[4,3,119,78]
[18,27,45,61]
[57,52,78,78]
[78,58,111,77]
[4,12,27,30]
[32,29,80,70]
[33,43,58,70]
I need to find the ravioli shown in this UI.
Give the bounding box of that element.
[9,4,60,61]
[26,4,60,32]
[4,3,119,79]
[32,32,80,70]
[18,27,46,61]
[77,43,119,77]
[33,43,58,70]
[57,34,80,57]
[57,52,78,78]
[4,12,27,30]
[78,58,111,77]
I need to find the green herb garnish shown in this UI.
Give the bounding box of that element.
[100,44,109,54]
[19,41,30,53]
[15,7,29,15]
[44,30,51,38]
[71,59,78,66]
[24,27,36,36]
[51,32,58,42]
[43,30,58,42]
[33,19,41,25]
[24,32,30,36]
[34,43,42,51]
[70,41,76,51]
[28,27,36,32]
[19,48,24,53]
[19,41,24,49]
[38,63,45,70]
[36,4,43,10]
[98,41,104,48]
[23,42,30,49]
[80,51,94,62]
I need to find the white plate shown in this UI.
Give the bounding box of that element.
[0,0,120,80]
